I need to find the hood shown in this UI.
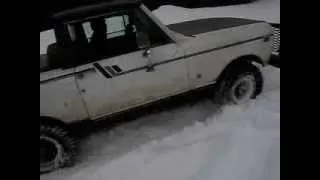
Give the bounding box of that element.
[167,17,262,36]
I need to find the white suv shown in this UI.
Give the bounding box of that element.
[40,0,273,173]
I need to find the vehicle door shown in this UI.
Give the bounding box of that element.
[72,7,188,119]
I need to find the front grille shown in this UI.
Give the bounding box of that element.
[271,24,280,53]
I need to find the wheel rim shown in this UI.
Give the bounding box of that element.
[230,75,256,104]
[40,136,63,172]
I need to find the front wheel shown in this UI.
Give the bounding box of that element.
[215,63,263,105]
[226,73,257,104]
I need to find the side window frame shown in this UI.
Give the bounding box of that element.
[133,7,173,48]
[66,9,141,67]
[40,25,76,73]
[138,5,176,45]
[40,7,176,71]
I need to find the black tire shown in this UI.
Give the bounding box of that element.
[215,62,263,105]
[40,123,77,174]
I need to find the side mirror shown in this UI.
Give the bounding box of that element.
[136,32,155,72]
[136,32,151,50]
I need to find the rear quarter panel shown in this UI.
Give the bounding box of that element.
[180,22,272,88]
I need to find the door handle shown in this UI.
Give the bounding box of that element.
[143,49,154,72]
[142,49,151,58]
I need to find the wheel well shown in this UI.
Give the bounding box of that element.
[40,116,69,129]
[40,116,93,138]
[218,55,263,81]
[227,55,264,70]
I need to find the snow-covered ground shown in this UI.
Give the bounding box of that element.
[41,0,280,179]
[41,66,280,180]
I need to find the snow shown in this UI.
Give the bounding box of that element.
[153,0,280,25]
[40,0,280,179]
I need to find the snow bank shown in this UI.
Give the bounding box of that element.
[153,0,280,25]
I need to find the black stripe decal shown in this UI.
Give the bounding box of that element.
[93,63,112,78]
[115,35,267,76]
[40,35,267,83]
[183,35,266,60]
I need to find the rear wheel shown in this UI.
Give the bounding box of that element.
[40,123,77,173]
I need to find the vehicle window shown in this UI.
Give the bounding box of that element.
[40,8,173,71]
[68,8,172,66]
[69,11,137,64]
[82,14,133,41]
[40,26,74,72]
[40,29,56,72]
[40,29,56,55]
[52,8,171,66]
[106,15,128,38]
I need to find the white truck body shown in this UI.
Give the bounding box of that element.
[40,4,273,123]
